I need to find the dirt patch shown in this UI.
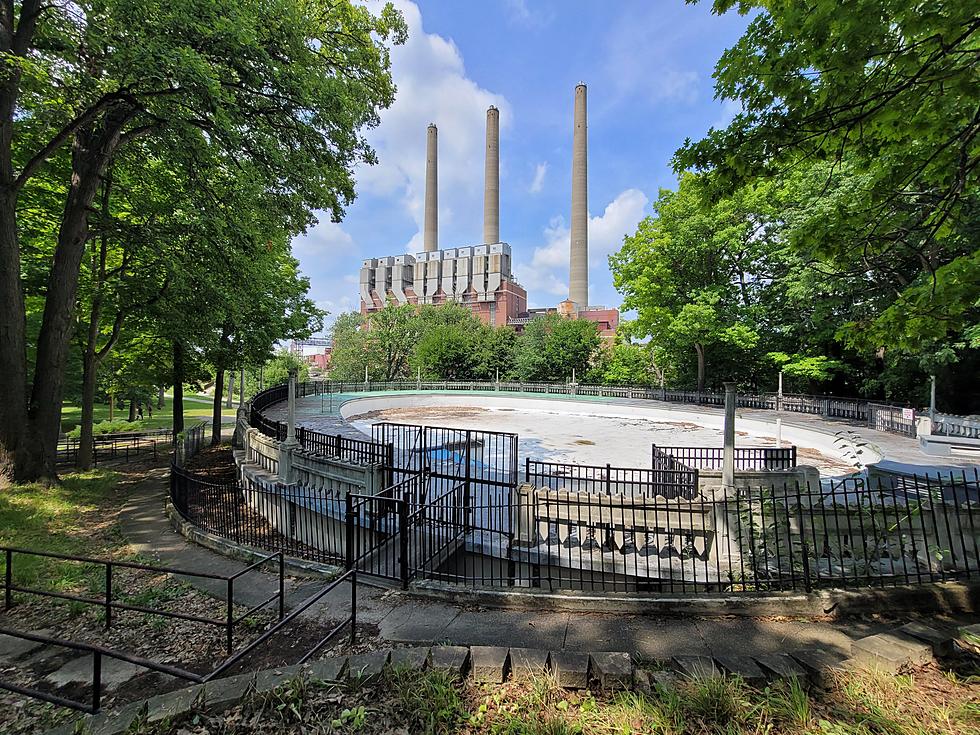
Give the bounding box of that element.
[351,406,490,422]
[184,445,238,483]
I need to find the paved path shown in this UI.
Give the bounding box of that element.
[120,471,918,661]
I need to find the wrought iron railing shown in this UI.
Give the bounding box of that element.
[652,445,798,472]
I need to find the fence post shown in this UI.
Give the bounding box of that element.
[793,483,812,593]
[226,578,234,654]
[92,651,102,713]
[4,549,11,610]
[345,494,354,571]
[278,553,285,621]
[398,500,409,590]
[104,563,113,629]
[606,463,612,495]
[350,570,357,646]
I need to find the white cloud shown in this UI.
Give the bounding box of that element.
[356,1,510,251]
[529,162,548,194]
[515,188,648,307]
[602,6,704,108]
[504,0,555,28]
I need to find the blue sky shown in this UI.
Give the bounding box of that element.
[293,0,751,328]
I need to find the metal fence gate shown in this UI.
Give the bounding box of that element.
[348,423,519,586]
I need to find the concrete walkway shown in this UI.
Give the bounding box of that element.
[121,471,917,662]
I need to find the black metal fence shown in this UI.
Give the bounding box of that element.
[170,463,346,566]
[526,459,699,500]
[0,546,287,713]
[652,445,798,472]
[56,431,171,467]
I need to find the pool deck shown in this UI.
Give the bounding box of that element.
[260,389,979,476]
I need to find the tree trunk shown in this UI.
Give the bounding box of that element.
[128,399,136,422]
[225,371,235,408]
[0,191,28,481]
[109,393,115,422]
[157,385,164,410]
[78,349,98,470]
[21,107,133,482]
[172,341,184,438]
[695,342,706,394]
[212,368,224,445]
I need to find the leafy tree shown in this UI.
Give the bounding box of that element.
[678,0,979,356]
[262,351,310,387]
[600,343,655,386]
[611,174,776,391]
[1,0,406,481]
[512,314,601,383]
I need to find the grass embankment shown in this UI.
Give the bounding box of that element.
[60,394,239,434]
[0,470,126,594]
[133,663,980,735]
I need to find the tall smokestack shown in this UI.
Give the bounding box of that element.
[483,106,500,244]
[423,123,438,252]
[569,84,588,310]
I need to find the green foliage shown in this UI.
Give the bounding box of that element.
[262,351,311,387]
[668,0,980,403]
[65,419,142,440]
[600,343,654,385]
[512,313,601,383]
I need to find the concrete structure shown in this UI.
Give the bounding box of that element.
[569,84,588,310]
[423,123,438,252]
[483,106,500,245]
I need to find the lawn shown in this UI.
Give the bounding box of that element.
[0,470,126,594]
[60,394,240,433]
[130,662,980,735]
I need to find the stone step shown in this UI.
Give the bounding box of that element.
[346,650,390,680]
[470,646,509,684]
[714,655,767,686]
[850,632,932,673]
[429,645,470,678]
[897,622,954,657]
[509,647,550,681]
[790,649,848,687]
[387,647,430,672]
[754,653,808,682]
[672,655,720,681]
[550,650,590,689]
[589,651,633,690]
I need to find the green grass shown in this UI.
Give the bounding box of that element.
[0,470,124,595]
[135,666,980,735]
[60,394,239,433]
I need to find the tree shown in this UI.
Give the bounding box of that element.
[611,174,774,391]
[512,314,601,383]
[678,0,979,354]
[263,351,310,387]
[600,343,655,386]
[1,0,406,481]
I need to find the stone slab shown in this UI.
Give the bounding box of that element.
[790,649,849,687]
[672,655,720,681]
[254,665,304,694]
[45,654,143,691]
[550,651,590,689]
[429,645,469,678]
[202,674,254,712]
[347,650,390,680]
[850,632,932,672]
[589,651,633,690]
[387,647,429,672]
[714,655,767,686]
[309,656,348,682]
[145,684,205,724]
[0,631,52,662]
[509,647,550,680]
[956,623,980,646]
[650,669,681,690]
[470,645,509,684]
[754,653,809,681]
[898,622,954,657]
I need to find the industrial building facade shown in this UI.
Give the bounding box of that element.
[358,85,617,338]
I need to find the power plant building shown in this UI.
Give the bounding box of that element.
[359,86,617,337]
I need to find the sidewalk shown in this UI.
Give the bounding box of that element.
[120,471,921,661]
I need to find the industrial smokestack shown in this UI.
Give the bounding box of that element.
[569,84,588,310]
[483,106,500,244]
[423,123,438,252]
